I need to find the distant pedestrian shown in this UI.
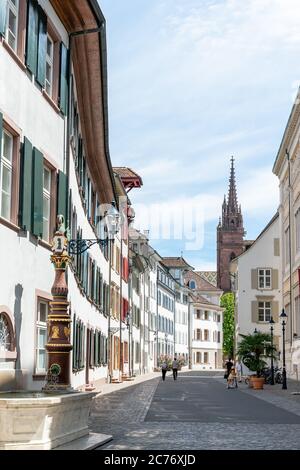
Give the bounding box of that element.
[235,360,242,382]
[161,361,168,381]
[172,357,179,380]
[227,367,238,389]
[224,358,233,380]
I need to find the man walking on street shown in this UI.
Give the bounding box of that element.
[172,357,179,380]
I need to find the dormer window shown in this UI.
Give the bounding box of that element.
[189,280,196,289]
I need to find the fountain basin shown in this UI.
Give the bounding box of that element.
[0,390,97,450]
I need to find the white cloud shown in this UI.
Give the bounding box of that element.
[101,0,296,262]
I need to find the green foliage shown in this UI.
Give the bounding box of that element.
[237,332,276,377]
[221,293,235,358]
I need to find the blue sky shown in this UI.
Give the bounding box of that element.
[100,0,300,270]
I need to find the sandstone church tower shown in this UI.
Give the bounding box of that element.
[217,157,245,291]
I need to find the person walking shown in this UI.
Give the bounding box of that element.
[235,360,242,382]
[224,358,233,380]
[172,357,179,381]
[161,361,168,381]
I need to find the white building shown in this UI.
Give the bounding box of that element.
[230,213,281,361]
[185,271,223,369]
[0,0,132,391]
[161,257,191,364]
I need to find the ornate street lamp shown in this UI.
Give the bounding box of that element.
[68,201,120,254]
[269,316,275,385]
[280,308,288,390]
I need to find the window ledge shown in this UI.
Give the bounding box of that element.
[42,90,62,115]
[0,216,20,233]
[2,40,26,72]
[0,351,17,360]
[32,374,46,380]
[39,239,52,251]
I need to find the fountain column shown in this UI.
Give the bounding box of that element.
[44,217,72,389]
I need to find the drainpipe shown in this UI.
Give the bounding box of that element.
[286,150,293,355]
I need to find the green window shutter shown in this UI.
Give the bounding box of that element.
[36,5,47,87]
[0,112,3,175]
[32,147,43,238]
[59,42,69,115]
[26,0,39,75]
[19,137,33,231]
[57,170,68,222]
[0,0,8,37]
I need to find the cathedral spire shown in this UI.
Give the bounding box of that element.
[220,157,243,230]
[228,156,238,212]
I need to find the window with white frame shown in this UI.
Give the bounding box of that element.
[45,34,54,96]
[36,299,49,373]
[284,227,290,267]
[0,130,13,220]
[296,209,300,253]
[6,0,19,51]
[258,301,271,322]
[42,166,51,242]
[258,269,272,289]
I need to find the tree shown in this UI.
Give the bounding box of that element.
[220,292,235,358]
[237,332,276,377]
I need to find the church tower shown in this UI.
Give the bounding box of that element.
[217,157,245,292]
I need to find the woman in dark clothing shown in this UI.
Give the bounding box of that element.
[225,358,233,379]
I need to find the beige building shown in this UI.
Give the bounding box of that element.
[230,214,281,362]
[273,89,300,379]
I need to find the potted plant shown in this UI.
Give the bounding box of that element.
[237,331,276,390]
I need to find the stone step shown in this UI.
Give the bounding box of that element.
[55,432,112,450]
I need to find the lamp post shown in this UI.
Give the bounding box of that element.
[269,316,275,385]
[280,308,288,390]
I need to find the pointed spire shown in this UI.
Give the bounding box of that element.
[228,156,238,212]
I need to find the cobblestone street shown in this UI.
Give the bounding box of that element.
[90,371,300,450]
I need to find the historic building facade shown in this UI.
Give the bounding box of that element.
[161,257,191,363]
[185,271,223,369]
[0,0,135,391]
[217,158,245,292]
[230,213,282,366]
[273,89,300,379]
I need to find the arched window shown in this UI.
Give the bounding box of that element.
[0,313,13,352]
[189,280,196,289]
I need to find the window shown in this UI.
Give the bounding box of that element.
[204,329,209,341]
[189,280,196,289]
[36,299,49,373]
[6,0,19,51]
[217,331,221,343]
[195,309,201,319]
[204,311,209,321]
[45,34,54,95]
[258,301,271,322]
[258,269,271,289]
[0,313,12,352]
[196,352,201,363]
[204,352,209,364]
[195,328,201,340]
[0,130,13,220]
[42,166,51,242]
[284,227,290,267]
